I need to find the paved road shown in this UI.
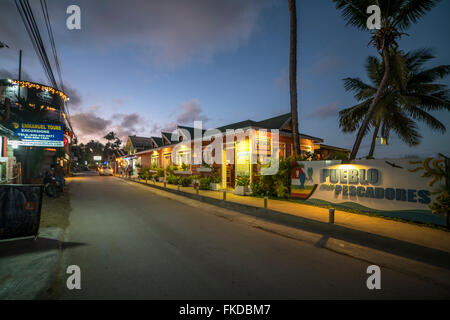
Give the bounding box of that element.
[51,173,450,299]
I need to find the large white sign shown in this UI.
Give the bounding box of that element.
[292,158,446,225]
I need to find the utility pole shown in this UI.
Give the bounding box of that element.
[18,50,22,98]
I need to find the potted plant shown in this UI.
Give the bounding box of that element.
[234,174,250,196]
[156,167,165,182]
[210,170,221,191]
[191,175,200,187]
[197,161,213,172]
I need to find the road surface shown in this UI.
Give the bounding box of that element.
[50,173,450,299]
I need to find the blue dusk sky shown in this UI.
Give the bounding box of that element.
[1,0,449,158]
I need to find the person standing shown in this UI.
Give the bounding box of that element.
[54,164,65,190]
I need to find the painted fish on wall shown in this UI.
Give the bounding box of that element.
[291,165,317,200]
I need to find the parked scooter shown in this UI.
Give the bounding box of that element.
[43,171,63,197]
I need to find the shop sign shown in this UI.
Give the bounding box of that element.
[8,122,64,147]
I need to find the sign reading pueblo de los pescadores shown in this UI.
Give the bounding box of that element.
[291,158,447,226]
[8,122,64,147]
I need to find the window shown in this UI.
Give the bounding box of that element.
[176,150,191,168]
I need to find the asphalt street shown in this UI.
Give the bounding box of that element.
[51,173,450,299]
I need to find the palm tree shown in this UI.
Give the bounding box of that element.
[333,0,441,160]
[288,0,300,155]
[339,48,450,157]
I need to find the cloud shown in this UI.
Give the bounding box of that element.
[48,0,265,68]
[175,99,209,124]
[117,113,145,129]
[0,68,35,82]
[64,84,82,110]
[71,111,112,136]
[304,103,339,120]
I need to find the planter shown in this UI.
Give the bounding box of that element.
[197,167,212,173]
[174,170,190,175]
[210,183,221,191]
[234,185,249,196]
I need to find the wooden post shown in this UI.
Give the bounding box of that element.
[264,196,268,209]
[329,208,335,224]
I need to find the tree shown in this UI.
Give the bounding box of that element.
[288,0,300,155]
[333,0,441,160]
[339,49,450,157]
[103,131,122,160]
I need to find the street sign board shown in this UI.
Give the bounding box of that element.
[8,122,64,147]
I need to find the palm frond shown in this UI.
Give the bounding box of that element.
[333,0,374,30]
[403,104,447,132]
[393,0,441,30]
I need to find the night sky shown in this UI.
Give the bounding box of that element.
[1,0,449,158]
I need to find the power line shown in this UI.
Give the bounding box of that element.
[15,0,74,134]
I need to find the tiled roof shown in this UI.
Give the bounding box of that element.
[129,135,153,148]
[151,137,163,148]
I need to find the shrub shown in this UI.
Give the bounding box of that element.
[236,174,250,187]
[180,176,193,187]
[167,174,180,185]
[430,190,450,216]
[211,169,221,183]
[199,177,212,190]
[166,165,177,175]
[181,162,189,171]
[138,167,150,180]
[156,167,164,178]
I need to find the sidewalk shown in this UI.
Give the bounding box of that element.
[120,175,450,255]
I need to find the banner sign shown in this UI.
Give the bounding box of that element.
[8,122,64,147]
[0,185,43,240]
[291,158,447,226]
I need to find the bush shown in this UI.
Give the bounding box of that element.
[181,163,189,171]
[167,174,180,185]
[236,174,250,187]
[199,177,212,190]
[180,176,193,187]
[138,168,150,180]
[156,167,164,178]
[166,165,177,175]
[430,191,450,216]
[251,155,301,198]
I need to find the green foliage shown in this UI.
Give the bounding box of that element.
[339,49,450,156]
[181,162,189,171]
[430,191,450,216]
[156,167,164,178]
[138,167,150,180]
[180,176,193,187]
[211,168,221,183]
[236,174,250,187]
[166,165,177,175]
[301,151,319,161]
[199,176,212,190]
[251,156,299,198]
[167,174,180,185]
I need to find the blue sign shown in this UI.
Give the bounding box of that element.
[9,122,64,147]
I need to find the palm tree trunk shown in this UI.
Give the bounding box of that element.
[367,120,381,158]
[349,47,390,160]
[288,0,300,156]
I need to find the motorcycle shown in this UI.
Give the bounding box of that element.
[43,171,63,197]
